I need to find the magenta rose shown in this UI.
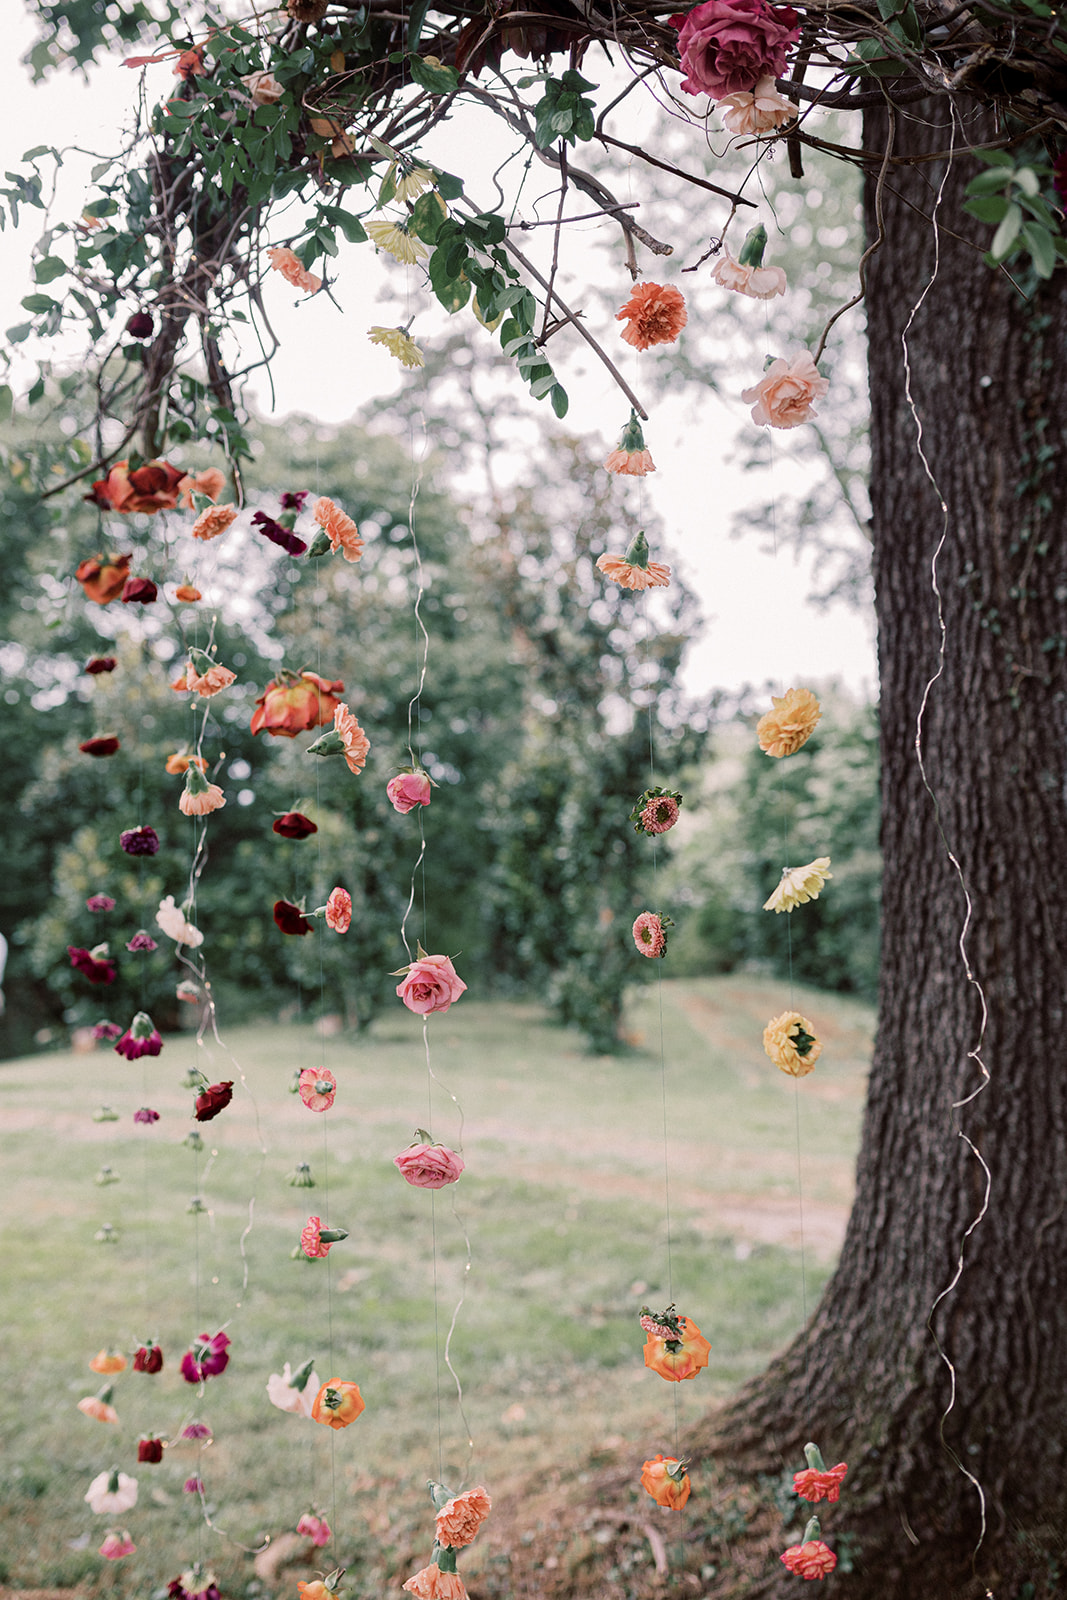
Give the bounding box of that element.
[670,0,800,98]
[395,953,467,1015]
[394,1139,466,1190]
[386,770,432,814]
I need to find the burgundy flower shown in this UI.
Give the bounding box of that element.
[274,900,312,935]
[85,656,117,674]
[1054,151,1067,206]
[195,1080,233,1121]
[280,491,309,511]
[121,826,160,856]
[121,576,158,604]
[115,1012,163,1059]
[250,510,307,556]
[133,1107,160,1124]
[180,1330,231,1383]
[181,1422,212,1440]
[126,311,154,339]
[69,946,117,984]
[133,1342,164,1373]
[671,0,800,98]
[79,735,121,757]
[86,894,116,912]
[168,1576,220,1600]
[273,811,318,839]
[137,1436,164,1463]
[126,931,158,952]
[92,1021,123,1041]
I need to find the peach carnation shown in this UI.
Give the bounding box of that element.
[756,687,822,757]
[596,529,670,592]
[403,1567,468,1600]
[267,246,322,295]
[179,782,226,816]
[190,503,237,540]
[711,247,787,299]
[334,703,370,775]
[435,1485,492,1549]
[313,497,364,562]
[178,468,226,509]
[615,282,687,350]
[741,350,828,429]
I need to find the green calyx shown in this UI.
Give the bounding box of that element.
[130,1011,155,1039]
[738,223,768,267]
[803,1442,828,1472]
[306,728,344,758]
[184,762,210,795]
[306,528,332,559]
[623,530,651,569]
[290,1357,318,1392]
[618,409,647,454]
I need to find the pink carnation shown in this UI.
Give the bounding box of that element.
[671,0,800,99]
[396,953,467,1016]
[394,1140,465,1189]
[325,888,351,932]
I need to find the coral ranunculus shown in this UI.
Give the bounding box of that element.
[616,282,687,350]
[434,1485,491,1548]
[396,953,467,1016]
[643,1315,711,1381]
[86,459,186,514]
[671,0,801,99]
[311,1378,366,1428]
[251,671,344,738]
[780,1539,837,1579]
[76,552,132,604]
[640,1454,691,1509]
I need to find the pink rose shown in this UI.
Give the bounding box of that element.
[741,351,828,429]
[394,1140,465,1189]
[396,953,467,1015]
[670,0,800,99]
[387,770,432,814]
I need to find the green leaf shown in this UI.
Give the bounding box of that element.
[965,167,1014,195]
[976,148,1016,168]
[550,384,569,419]
[21,293,57,313]
[407,54,459,93]
[320,205,368,243]
[409,191,445,244]
[435,170,464,201]
[90,160,113,182]
[528,372,557,399]
[34,256,67,284]
[0,385,12,422]
[465,212,506,246]
[963,195,1010,223]
[560,69,598,92]
[6,323,32,343]
[27,376,45,405]
[1021,221,1057,278]
[21,145,53,161]
[990,201,1022,260]
[1015,166,1041,198]
[406,0,432,51]
[428,245,470,310]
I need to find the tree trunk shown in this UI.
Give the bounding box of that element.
[694,99,1067,1597]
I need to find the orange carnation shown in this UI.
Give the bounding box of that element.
[435,1486,491,1549]
[175,584,202,602]
[616,282,687,350]
[312,496,363,562]
[267,246,322,295]
[756,687,822,758]
[640,1454,691,1510]
[402,1566,467,1600]
[89,1348,127,1374]
[643,1315,710,1382]
[311,1378,365,1429]
[334,704,370,775]
[596,554,671,591]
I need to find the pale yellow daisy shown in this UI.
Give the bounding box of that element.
[763,857,832,914]
[368,326,426,369]
[391,164,435,202]
[365,218,429,265]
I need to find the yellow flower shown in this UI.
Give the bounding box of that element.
[365,219,429,265]
[368,326,425,369]
[763,1011,822,1078]
[391,164,435,202]
[763,858,832,914]
[756,687,821,758]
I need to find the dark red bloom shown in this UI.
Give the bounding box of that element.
[180,1330,231,1382]
[126,312,154,339]
[121,825,160,855]
[121,576,158,604]
[115,1020,163,1059]
[273,811,318,839]
[195,1080,234,1121]
[134,1342,164,1373]
[137,1436,164,1463]
[79,735,121,757]
[250,510,307,556]
[1053,151,1067,206]
[280,491,309,511]
[85,656,117,674]
[68,946,117,984]
[274,900,313,935]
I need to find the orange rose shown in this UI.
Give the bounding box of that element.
[311,1379,365,1429]
[643,1316,710,1382]
[640,1454,691,1509]
[86,460,185,513]
[76,552,132,604]
[251,671,344,738]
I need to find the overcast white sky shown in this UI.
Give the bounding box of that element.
[1,10,877,702]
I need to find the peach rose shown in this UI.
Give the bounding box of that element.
[718,75,796,135]
[396,954,467,1016]
[741,351,828,429]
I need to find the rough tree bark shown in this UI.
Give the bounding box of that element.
[693,96,1067,1597]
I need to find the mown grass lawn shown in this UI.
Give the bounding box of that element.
[0,977,872,1598]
